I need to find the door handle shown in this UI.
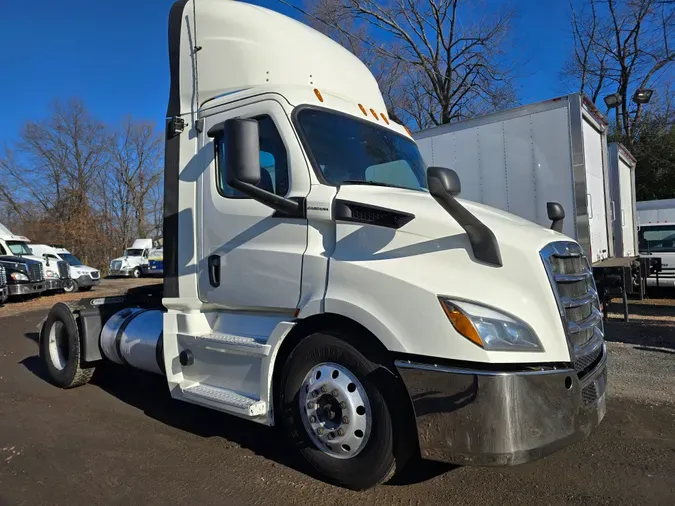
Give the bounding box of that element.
[208,255,220,287]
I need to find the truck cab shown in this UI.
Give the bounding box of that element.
[30,244,100,293]
[109,238,153,278]
[38,0,607,491]
[0,224,48,296]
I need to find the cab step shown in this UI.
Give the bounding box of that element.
[181,384,267,417]
[188,331,271,357]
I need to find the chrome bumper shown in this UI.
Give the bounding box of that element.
[44,279,63,291]
[110,269,131,277]
[0,285,7,302]
[395,344,607,466]
[8,282,45,296]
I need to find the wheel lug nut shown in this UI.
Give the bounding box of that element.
[317,427,324,435]
[342,416,348,424]
[331,389,339,397]
[339,402,346,409]
[312,390,319,397]
[307,402,314,410]
[328,432,335,440]
[337,429,344,436]
[320,386,327,393]
[309,415,316,423]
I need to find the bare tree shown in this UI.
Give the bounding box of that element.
[564,0,675,143]
[306,0,518,130]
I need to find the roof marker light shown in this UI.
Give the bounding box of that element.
[313,89,324,102]
[381,113,390,124]
[370,108,379,120]
[358,104,367,116]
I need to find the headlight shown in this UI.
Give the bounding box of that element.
[10,272,29,282]
[438,297,543,351]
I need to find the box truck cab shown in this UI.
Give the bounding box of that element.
[30,244,101,293]
[38,0,607,491]
[109,238,153,278]
[637,198,675,286]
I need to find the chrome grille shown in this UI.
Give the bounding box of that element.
[57,260,70,279]
[0,265,6,286]
[28,263,43,282]
[90,271,100,279]
[540,241,604,379]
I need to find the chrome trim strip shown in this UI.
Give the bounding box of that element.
[394,360,574,377]
[561,290,598,308]
[555,271,592,283]
[568,310,603,333]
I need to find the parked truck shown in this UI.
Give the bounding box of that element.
[144,247,164,276]
[414,95,648,318]
[38,0,607,491]
[637,198,675,287]
[30,244,101,293]
[109,238,153,278]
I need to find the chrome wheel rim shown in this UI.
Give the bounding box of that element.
[299,362,372,459]
[48,321,68,371]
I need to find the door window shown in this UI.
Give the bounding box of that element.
[638,225,675,253]
[216,115,289,198]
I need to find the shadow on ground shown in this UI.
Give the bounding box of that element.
[20,330,452,487]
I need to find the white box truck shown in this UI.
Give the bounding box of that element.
[109,238,153,278]
[637,198,675,286]
[414,93,613,264]
[37,0,607,491]
[607,143,638,258]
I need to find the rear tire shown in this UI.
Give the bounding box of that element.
[278,331,412,490]
[39,303,95,388]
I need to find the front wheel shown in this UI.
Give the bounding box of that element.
[278,332,412,490]
[63,280,78,293]
[132,268,141,278]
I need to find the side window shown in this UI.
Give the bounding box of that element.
[216,115,289,199]
[0,244,7,255]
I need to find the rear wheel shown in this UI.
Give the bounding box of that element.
[39,303,95,388]
[278,332,412,490]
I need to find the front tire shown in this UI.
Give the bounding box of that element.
[39,303,95,388]
[132,268,141,278]
[278,332,412,490]
[63,280,78,293]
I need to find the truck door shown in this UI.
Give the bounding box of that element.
[199,99,309,311]
[582,118,610,262]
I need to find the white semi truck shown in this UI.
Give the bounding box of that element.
[38,0,607,490]
[109,238,153,278]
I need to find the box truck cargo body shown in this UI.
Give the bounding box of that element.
[414,94,613,264]
[637,199,675,286]
[607,143,637,258]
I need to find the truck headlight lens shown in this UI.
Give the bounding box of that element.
[439,297,543,351]
[10,272,29,282]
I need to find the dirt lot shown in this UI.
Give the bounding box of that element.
[0,277,161,318]
[0,285,673,505]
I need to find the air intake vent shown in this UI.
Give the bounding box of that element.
[334,200,414,229]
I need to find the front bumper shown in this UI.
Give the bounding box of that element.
[395,344,607,466]
[75,274,101,288]
[110,268,132,277]
[8,282,46,296]
[44,279,63,291]
[0,286,8,303]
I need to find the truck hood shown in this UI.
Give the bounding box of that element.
[112,256,144,264]
[327,185,576,364]
[0,255,43,266]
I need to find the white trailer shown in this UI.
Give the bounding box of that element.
[607,143,638,258]
[414,94,613,265]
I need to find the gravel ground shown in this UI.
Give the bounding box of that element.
[0,277,161,318]
[0,287,673,504]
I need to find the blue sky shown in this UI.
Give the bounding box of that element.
[0,0,575,144]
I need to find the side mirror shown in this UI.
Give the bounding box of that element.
[427,166,461,197]
[43,255,50,266]
[208,118,302,217]
[224,118,261,187]
[426,166,502,267]
[547,202,565,233]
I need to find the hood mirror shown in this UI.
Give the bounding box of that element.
[427,166,502,267]
[547,202,565,233]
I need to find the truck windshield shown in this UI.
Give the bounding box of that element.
[61,253,83,266]
[125,249,144,257]
[638,225,675,253]
[296,108,428,191]
[6,241,33,256]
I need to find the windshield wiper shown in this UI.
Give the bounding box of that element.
[341,180,411,190]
